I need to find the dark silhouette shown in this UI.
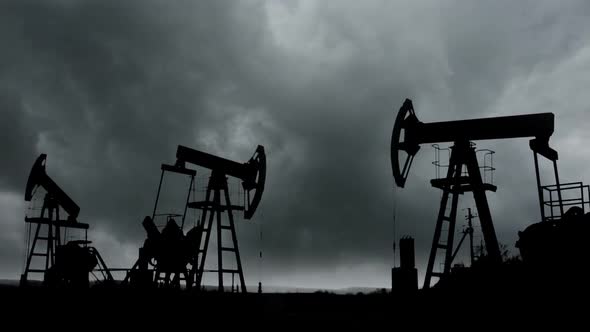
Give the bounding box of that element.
[125,145,266,292]
[517,203,590,287]
[20,154,112,288]
[6,98,590,320]
[124,215,198,289]
[391,236,418,293]
[124,160,198,288]
[392,98,589,294]
[174,144,265,293]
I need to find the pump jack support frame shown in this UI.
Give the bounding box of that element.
[191,171,247,293]
[423,140,501,288]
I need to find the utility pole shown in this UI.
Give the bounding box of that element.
[466,208,476,266]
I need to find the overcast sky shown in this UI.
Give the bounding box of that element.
[1,0,590,290]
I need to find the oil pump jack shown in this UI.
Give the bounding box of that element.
[178,145,266,292]
[127,145,266,292]
[21,154,112,287]
[391,98,560,289]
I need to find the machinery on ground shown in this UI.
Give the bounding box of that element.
[124,161,198,289]
[515,183,590,287]
[21,154,112,287]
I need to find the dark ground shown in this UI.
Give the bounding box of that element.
[0,282,584,325]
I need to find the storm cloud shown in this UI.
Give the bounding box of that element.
[1,0,590,289]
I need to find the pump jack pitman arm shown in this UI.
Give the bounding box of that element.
[25,154,80,220]
[175,145,266,219]
[391,98,558,187]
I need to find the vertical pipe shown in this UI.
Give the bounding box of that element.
[549,189,554,220]
[553,160,564,217]
[533,152,546,221]
[584,185,587,212]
